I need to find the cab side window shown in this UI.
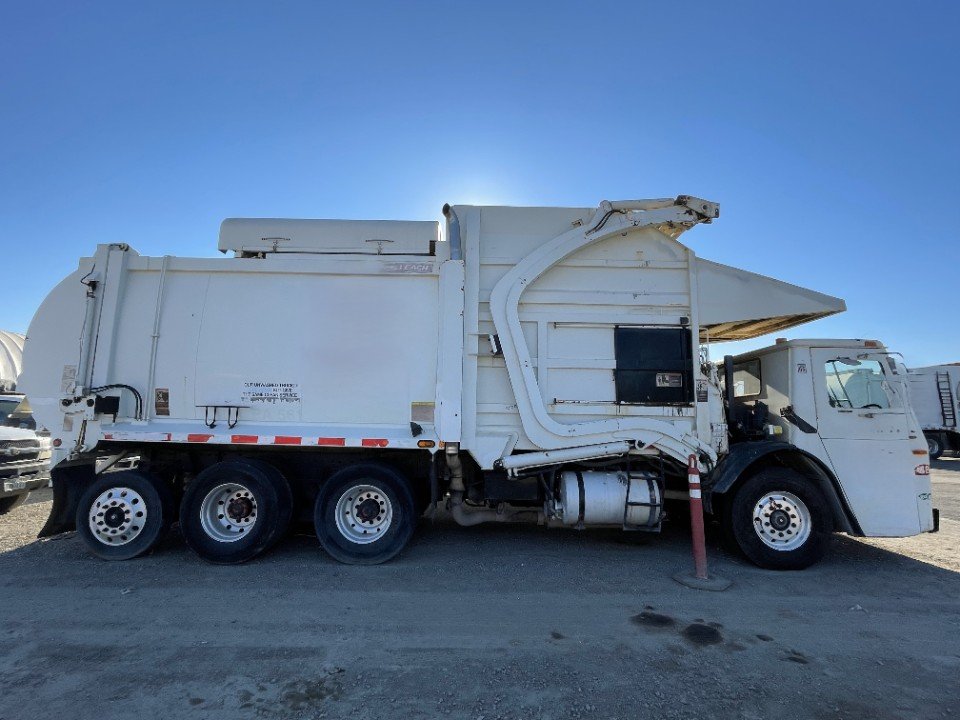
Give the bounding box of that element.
[824,358,896,409]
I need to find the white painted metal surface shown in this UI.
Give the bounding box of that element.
[219,218,439,256]
[21,198,847,476]
[697,261,846,340]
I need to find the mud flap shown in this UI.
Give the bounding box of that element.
[37,464,96,538]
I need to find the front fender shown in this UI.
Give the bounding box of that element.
[705,441,860,534]
[37,462,95,537]
[707,441,798,501]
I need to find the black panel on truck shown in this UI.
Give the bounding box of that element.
[614,327,694,405]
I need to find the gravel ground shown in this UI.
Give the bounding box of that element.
[0,466,957,720]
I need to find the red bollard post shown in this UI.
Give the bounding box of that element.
[672,454,731,591]
[686,454,709,580]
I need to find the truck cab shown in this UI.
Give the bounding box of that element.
[720,339,935,543]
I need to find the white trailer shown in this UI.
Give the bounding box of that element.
[19,197,938,569]
[907,364,960,459]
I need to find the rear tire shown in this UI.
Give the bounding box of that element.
[180,459,292,564]
[0,493,29,515]
[724,468,833,570]
[75,470,175,561]
[926,433,944,460]
[314,463,415,565]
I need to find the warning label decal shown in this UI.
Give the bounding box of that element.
[241,382,301,406]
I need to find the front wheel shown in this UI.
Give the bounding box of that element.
[725,468,833,570]
[926,433,944,460]
[314,463,416,565]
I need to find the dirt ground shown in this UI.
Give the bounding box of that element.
[0,463,958,720]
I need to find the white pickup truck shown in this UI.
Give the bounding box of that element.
[0,393,52,514]
[1,331,51,513]
[18,197,937,568]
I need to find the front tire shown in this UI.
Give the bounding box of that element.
[179,459,293,564]
[75,470,175,561]
[314,463,416,565]
[926,433,944,460]
[725,468,833,570]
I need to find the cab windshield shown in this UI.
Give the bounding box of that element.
[0,397,36,429]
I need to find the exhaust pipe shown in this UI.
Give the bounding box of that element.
[444,443,534,526]
[441,204,462,261]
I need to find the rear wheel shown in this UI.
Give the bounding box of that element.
[75,470,175,560]
[725,468,833,570]
[314,463,415,565]
[180,459,292,564]
[926,433,944,460]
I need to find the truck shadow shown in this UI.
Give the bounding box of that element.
[2,504,957,600]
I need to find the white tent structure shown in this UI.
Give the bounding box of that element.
[0,330,26,392]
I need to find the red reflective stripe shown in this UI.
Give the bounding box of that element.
[187,434,214,443]
[317,437,346,446]
[103,433,114,440]
[274,436,302,445]
[362,438,389,448]
[232,435,259,444]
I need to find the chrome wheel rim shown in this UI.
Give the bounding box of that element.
[752,491,811,551]
[199,483,258,543]
[334,484,393,545]
[927,437,940,455]
[88,487,147,546]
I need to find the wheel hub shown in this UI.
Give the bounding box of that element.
[356,498,381,522]
[199,483,258,543]
[751,491,812,552]
[88,486,147,546]
[769,509,791,531]
[103,507,126,528]
[334,485,394,545]
[227,496,254,522]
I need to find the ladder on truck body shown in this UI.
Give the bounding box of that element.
[936,370,957,428]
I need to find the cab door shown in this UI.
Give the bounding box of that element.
[810,349,925,536]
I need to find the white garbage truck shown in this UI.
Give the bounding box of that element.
[907,364,960,459]
[18,197,938,569]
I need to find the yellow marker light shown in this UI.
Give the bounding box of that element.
[417,440,436,448]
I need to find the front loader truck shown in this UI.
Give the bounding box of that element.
[18,197,937,569]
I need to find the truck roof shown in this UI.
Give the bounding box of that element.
[732,338,888,360]
[909,363,960,371]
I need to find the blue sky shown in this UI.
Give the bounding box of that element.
[2,2,957,365]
